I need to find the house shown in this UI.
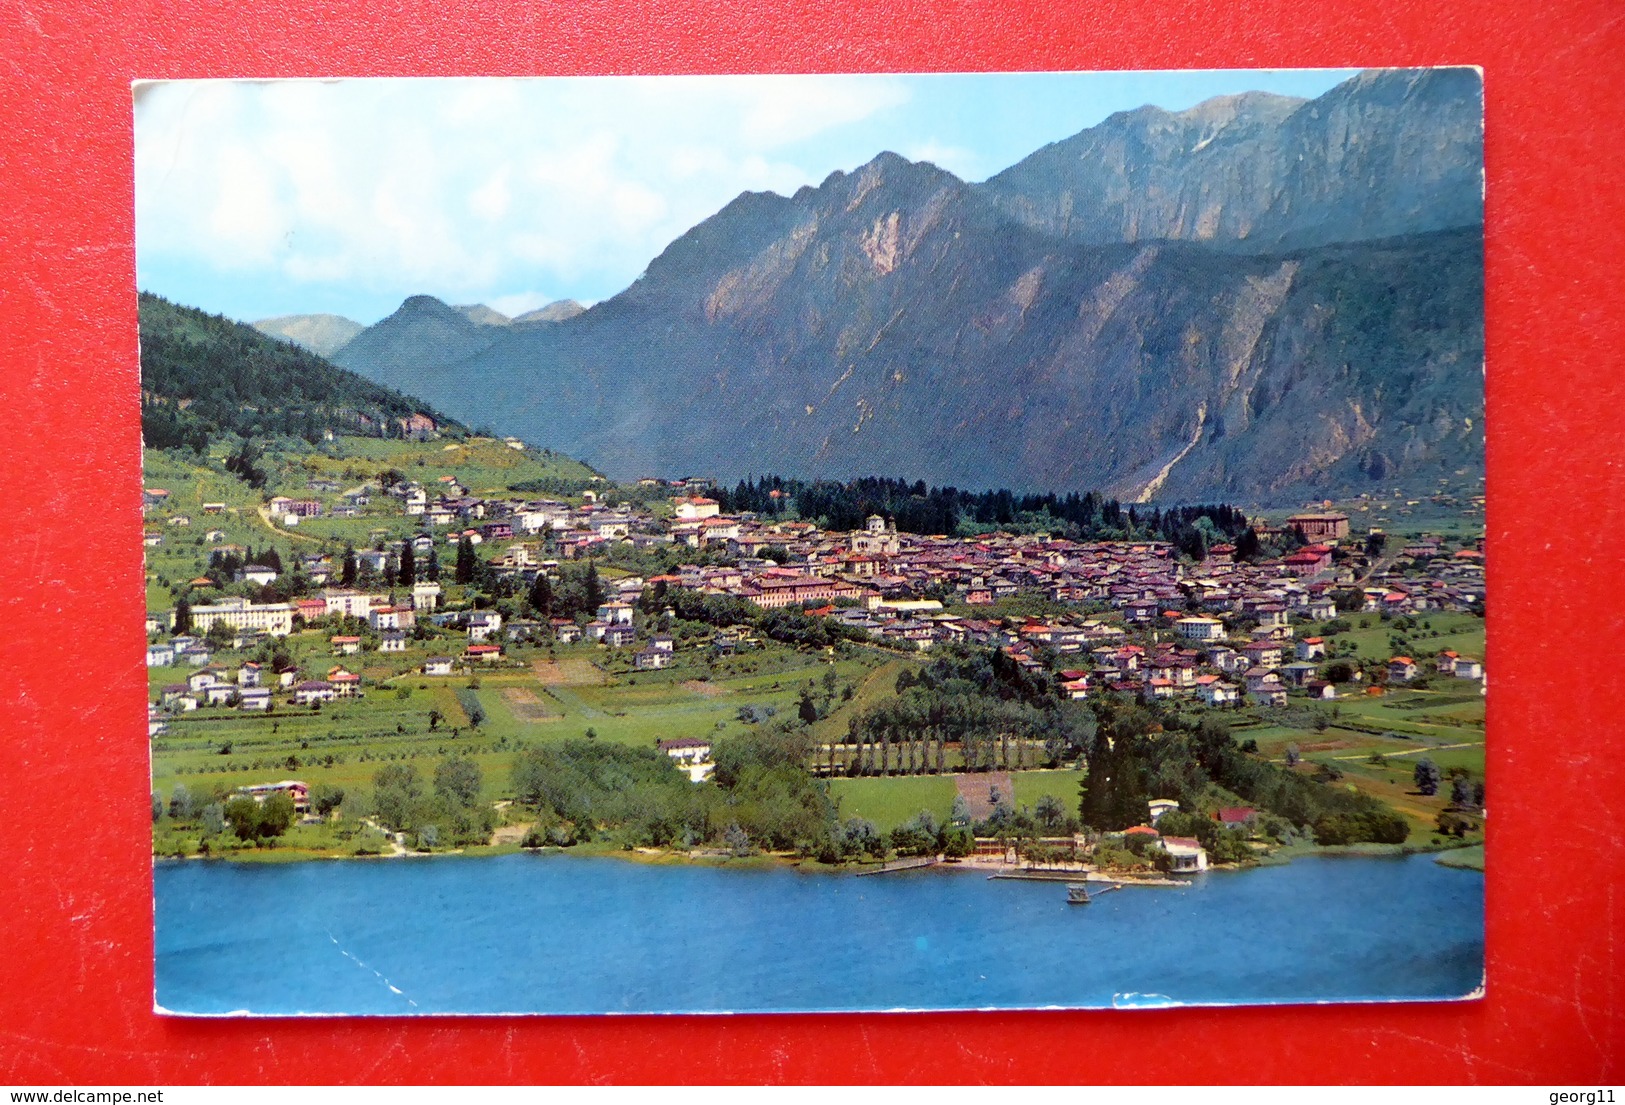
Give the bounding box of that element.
[1241,641,1283,669]
[1296,637,1327,661]
[552,620,583,644]
[658,737,714,782]
[1175,615,1225,641]
[202,683,237,707]
[648,634,675,654]
[239,687,272,711]
[423,656,454,676]
[237,564,279,586]
[186,668,221,693]
[294,598,329,623]
[145,643,175,667]
[1436,650,1460,675]
[327,668,361,697]
[331,635,362,656]
[596,601,635,626]
[1388,656,1418,682]
[1147,799,1180,824]
[234,780,310,814]
[1161,836,1209,873]
[1196,677,1240,707]
[467,612,503,641]
[293,680,337,705]
[237,662,262,687]
[633,647,671,670]
[1454,658,1484,680]
[1279,661,1319,687]
[466,643,503,663]
[602,623,637,648]
[411,582,443,611]
[1215,807,1259,832]
[379,629,408,653]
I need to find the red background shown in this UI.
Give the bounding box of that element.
[2,0,1622,1084]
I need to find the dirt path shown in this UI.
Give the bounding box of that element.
[503,686,561,721]
[955,772,1014,821]
[530,657,606,686]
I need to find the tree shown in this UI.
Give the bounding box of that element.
[168,784,196,821]
[199,803,225,838]
[173,596,191,635]
[341,543,358,587]
[399,542,416,586]
[428,708,443,731]
[1450,774,1472,808]
[310,783,346,817]
[528,573,554,618]
[151,791,163,823]
[434,756,483,807]
[426,547,441,582]
[1034,794,1067,832]
[223,794,295,843]
[797,686,819,724]
[455,535,476,585]
[1284,744,1301,768]
[1414,758,1442,796]
[584,562,605,611]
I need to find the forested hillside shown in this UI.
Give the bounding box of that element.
[139,292,465,450]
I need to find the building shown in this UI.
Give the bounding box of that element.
[411,582,443,611]
[850,514,901,557]
[423,656,454,676]
[1286,513,1351,541]
[658,738,714,782]
[187,597,296,637]
[633,647,671,670]
[234,780,310,814]
[293,680,337,705]
[1161,836,1209,873]
[1174,616,1224,641]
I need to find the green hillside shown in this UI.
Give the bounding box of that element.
[139,292,467,448]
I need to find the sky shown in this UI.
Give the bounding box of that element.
[134,69,1361,327]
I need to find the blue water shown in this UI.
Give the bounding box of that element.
[154,852,1483,1015]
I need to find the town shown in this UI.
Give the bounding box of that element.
[146,432,1487,875]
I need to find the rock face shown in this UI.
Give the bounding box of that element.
[335,67,1483,503]
[977,68,1484,251]
[252,313,364,358]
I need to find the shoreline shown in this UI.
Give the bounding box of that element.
[153,835,1484,874]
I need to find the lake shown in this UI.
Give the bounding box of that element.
[154,852,1483,1015]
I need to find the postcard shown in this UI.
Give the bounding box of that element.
[138,69,1485,1015]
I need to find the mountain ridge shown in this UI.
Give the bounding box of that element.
[322,67,1485,504]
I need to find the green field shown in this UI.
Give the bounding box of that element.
[827,775,956,831]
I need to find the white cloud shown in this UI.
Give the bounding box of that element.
[135,75,919,313]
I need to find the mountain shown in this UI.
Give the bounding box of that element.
[977,67,1483,251]
[452,303,512,327]
[330,294,511,386]
[252,313,364,357]
[515,299,586,324]
[333,68,1483,503]
[140,293,463,449]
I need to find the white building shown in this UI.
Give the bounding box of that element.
[1175,616,1225,642]
[188,597,295,637]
